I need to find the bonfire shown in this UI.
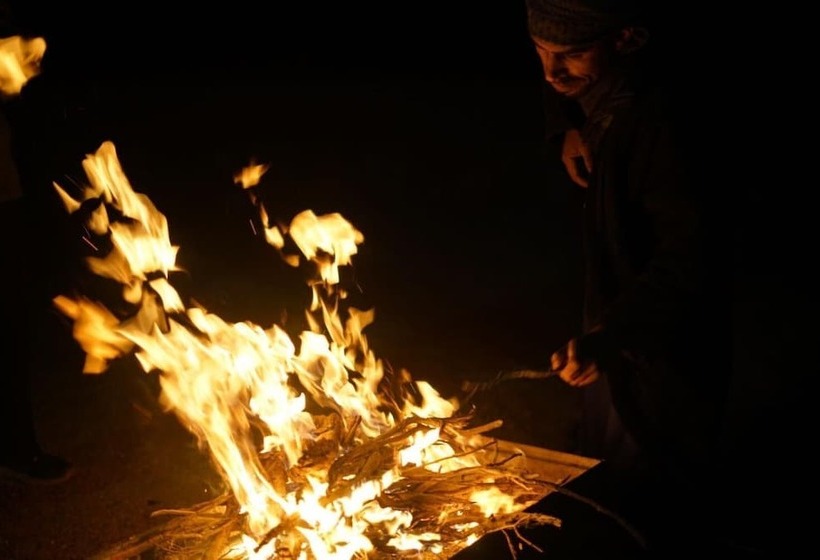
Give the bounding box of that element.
[51,140,574,559]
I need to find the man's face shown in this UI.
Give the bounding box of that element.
[531,35,613,99]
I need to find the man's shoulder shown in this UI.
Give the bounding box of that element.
[619,75,706,143]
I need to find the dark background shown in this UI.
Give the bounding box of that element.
[7,0,586,368]
[1,1,797,557]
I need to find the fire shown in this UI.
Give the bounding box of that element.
[0,35,46,96]
[53,141,560,558]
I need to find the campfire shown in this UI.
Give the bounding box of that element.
[3,32,585,560]
[2,30,598,559]
[49,141,586,559]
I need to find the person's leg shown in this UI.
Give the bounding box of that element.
[0,199,73,482]
[0,304,39,457]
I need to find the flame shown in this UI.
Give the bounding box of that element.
[0,35,46,96]
[53,145,552,558]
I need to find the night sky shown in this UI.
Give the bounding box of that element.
[13,1,535,78]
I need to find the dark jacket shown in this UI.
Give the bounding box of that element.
[570,56,729,481]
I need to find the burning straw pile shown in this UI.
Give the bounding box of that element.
[53,142,565,559]
[127,415,562,559]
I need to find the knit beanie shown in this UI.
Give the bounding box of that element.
[525,0,643,45]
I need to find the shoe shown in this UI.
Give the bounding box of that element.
[0,450,76,484]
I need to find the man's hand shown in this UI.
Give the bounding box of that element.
[551,337,600,387]
[551,328,615,388]
[561,128,591,188]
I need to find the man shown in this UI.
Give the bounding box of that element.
[524,0,731,553]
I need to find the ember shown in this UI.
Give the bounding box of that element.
[53,142,576,559]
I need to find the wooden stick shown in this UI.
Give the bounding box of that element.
[460,369,559,404]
